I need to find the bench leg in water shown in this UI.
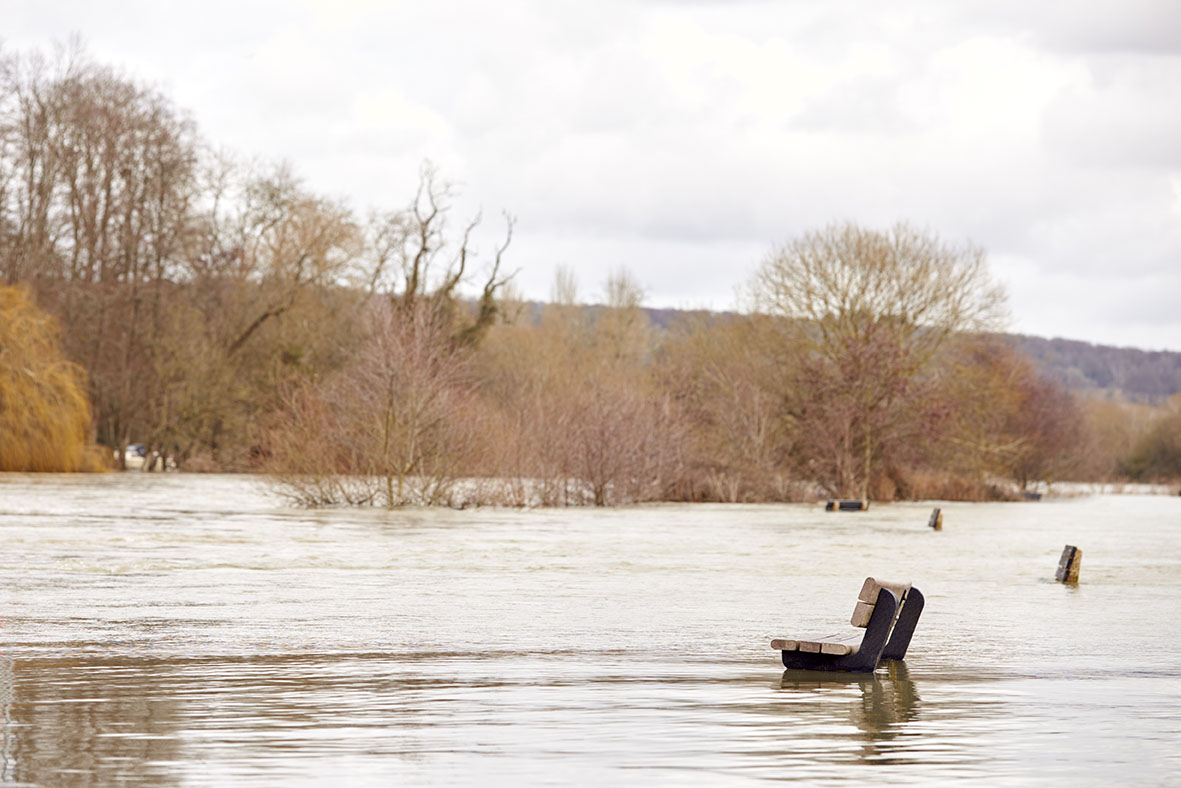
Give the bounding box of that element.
[778,589,900,673]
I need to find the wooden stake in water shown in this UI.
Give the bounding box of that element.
[928,508,943,530]
[1055,545,1082,583]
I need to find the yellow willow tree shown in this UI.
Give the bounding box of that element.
[753,222,1007,500]
[0,286,105,471]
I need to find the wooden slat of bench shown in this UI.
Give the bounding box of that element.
[800,639,856,656]
[851,577,911,628]
[820,641,855,655]
[850,601,875,628]
[772,630,861,656]
[857,577,911,603]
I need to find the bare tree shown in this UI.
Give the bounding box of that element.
[933,336,1084,492]
[0,44,201,462]
[1121,394,1181,482]
[0,45,70,289]
[473,266,686,506]
[363,162,514,348]
[265,298,481,507]
[658,313,797,501]
[562,373,686,505]
[753,222,1007,499]
[204,165,362,356]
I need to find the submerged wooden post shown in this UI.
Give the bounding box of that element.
[928,507,943,530]
[826,499,869,511]
[1055,545,1082,583]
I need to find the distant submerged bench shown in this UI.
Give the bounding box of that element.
[826,499,868,511]
[771,577,925,673]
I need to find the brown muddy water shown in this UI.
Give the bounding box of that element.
[1,473,1179,786]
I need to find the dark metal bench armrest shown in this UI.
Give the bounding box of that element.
[881,586,924,661]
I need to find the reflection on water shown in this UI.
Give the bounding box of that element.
[1,474,1180,785]
[3,655,182,786]
[1,657,13,785]
[0,651,950,785]
[781,661,920,739]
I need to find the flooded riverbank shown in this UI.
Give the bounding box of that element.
[2,474,1179,785]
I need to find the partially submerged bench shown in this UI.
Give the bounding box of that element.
[771,577,925,673]
[826,499,868,511]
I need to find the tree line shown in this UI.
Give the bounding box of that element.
[2,43,1178,500]
[1,43,509,475]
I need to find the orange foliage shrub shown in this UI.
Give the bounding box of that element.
[0,286,106,472]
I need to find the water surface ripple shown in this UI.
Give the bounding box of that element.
[2,474,1179,785]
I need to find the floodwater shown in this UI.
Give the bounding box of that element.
[1,474,1179,786]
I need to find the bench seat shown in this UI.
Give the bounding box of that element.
[770,577,925,672]
[771,630,863,656]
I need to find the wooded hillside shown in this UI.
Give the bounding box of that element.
[1008,335,1181,402]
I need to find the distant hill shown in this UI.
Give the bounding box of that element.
[541,304,1181,403]
[1008,335,1181,403]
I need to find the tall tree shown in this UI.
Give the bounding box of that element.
[933,336,1082,491]
[753,222,1007,499]
[0,44,200,460]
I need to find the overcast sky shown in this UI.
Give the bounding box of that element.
[8,0,1181,350]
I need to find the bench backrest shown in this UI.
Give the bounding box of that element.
[850,577,911,628]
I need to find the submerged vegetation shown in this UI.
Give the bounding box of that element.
[2,42,1178,497]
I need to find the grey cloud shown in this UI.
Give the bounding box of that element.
[1041,59,1181,169]
[953,0,1181,54]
